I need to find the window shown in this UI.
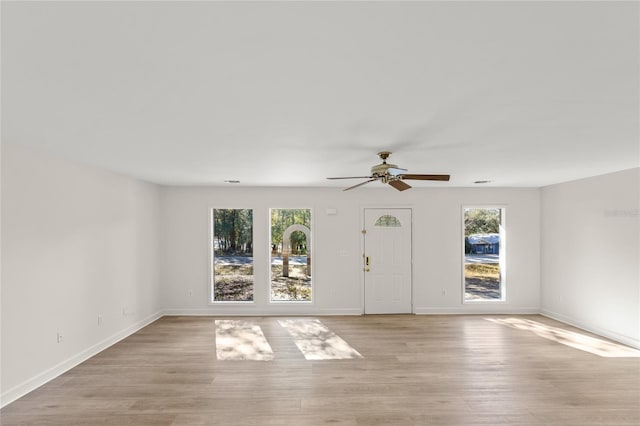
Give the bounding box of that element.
[374,214,401,227]
[463,207,505,302]
[270,208,312,302]
[211,209,254,302]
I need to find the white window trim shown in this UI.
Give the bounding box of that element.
[461,205,507,304]
[209,207,256,305]
[268,207,314,305]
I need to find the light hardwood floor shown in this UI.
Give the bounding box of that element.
[2,315,639,425]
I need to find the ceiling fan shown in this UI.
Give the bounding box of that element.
[327,151,450,191]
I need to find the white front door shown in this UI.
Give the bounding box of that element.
[363,208,412,314]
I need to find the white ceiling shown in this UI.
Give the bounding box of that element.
[2,1,638,188]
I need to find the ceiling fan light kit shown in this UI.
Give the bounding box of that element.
[327,151,450,191]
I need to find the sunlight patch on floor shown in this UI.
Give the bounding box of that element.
[278,319,363,360]
[215,320,274,361]
[486,317,640,358]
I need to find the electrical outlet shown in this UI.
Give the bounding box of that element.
[441,289,446,296]
[98,315,103,325]
[57,332,64,343]
[188,290,193,297]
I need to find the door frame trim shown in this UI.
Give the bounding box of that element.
[360,206,414,314]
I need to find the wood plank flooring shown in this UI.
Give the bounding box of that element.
[2,315,639,425]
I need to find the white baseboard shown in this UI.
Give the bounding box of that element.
[540,309,640,350]
[414,306,540,315]
[1,310,163,408]
[313,308,363,316]
[162,308,363,316]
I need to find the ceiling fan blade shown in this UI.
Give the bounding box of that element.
[327,176,373,180]
[389,180,412,191]
[344,178,377,191]
[400,174,450,181]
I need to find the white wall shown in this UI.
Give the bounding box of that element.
[1,144,163,406]
[541,168,640,348]
[160,185,540,315]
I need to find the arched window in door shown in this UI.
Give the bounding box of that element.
[374,214,401,227]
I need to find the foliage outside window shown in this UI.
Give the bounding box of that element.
[212,209,253,302]
[270,209,312,302]
[463,207,505,302]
